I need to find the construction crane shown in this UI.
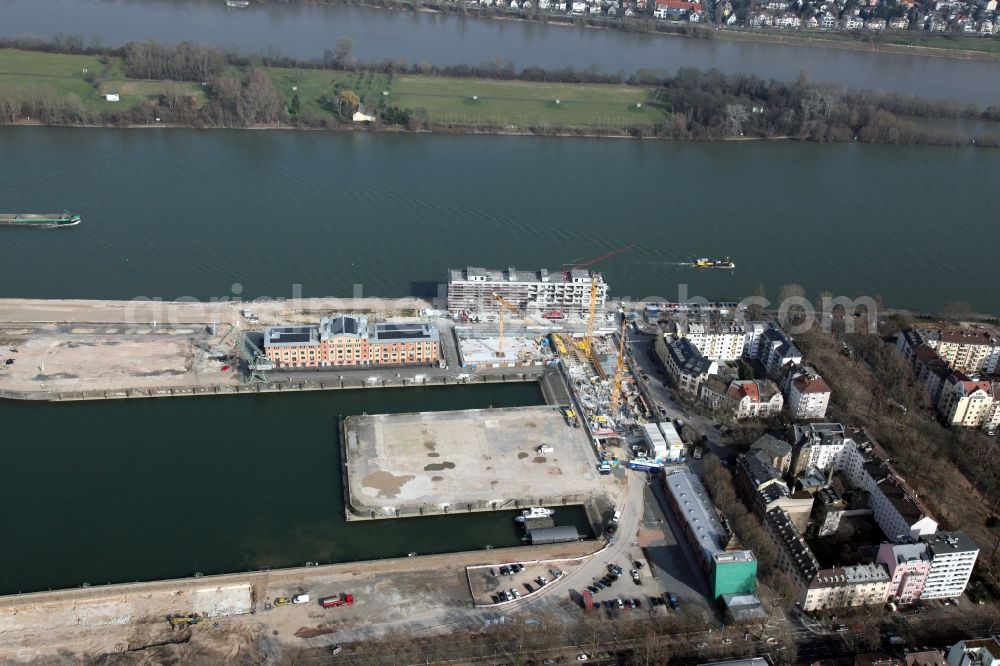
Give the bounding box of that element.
[563,245,634,364]
[493,292,522,357]
[582,278,600,362]
[609,315,628,413]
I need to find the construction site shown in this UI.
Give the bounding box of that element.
[342,405,613,521]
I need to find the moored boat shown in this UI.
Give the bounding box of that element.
[0,212,81,228]
[514,507,555,523]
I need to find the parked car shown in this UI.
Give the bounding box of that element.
[630,569,641,585]
[489,567,498,577]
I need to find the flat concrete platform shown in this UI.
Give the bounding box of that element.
[343,406,607,520]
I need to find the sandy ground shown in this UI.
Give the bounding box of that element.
[0,297,434,396]
[345,406,606,517]
[0,542,597,665]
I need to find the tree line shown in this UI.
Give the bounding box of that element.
[3,38,1000,144]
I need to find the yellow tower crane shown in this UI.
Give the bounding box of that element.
[582,277,600,362]
[610,315,628,413]
[493,292,522,357]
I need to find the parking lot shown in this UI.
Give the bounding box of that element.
[469,561,579,605]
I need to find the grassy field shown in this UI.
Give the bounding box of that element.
[389,75,666,128]
[266,67,392,118]
[0,48,665,130]
[0,49,205,110]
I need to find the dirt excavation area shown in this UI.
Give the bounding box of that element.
[0,544,596,665]
[0,297,434,396]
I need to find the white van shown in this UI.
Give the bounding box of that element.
[292,594,310,604]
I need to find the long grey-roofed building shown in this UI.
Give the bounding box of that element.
[447,266,608,316]
[663,470,759,599]
[526,526,581,545]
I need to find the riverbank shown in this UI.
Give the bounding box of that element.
[4,46,1000,147]
[222,0,1000,61]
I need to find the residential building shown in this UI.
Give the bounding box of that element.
[838,432,938,540]
[876,542,931,604]
[921,532,979,599]
[749,433,793,474]
[791,422,853,474]
[748,323,802,377]
[663,470,758,600]
[937,373,995,428]
[700,378,783,420]
[675,318,748,361]
[813,486,846,536]
[820,11,838,27]
[446,266,608,316]
[903,649,947,666]
[912,344,951,406]
[737,451,813,531]
[653,0,700,17]
[784,367,832,419]
[264,316,440,368]
[763,507,821,593]
[657,335,719,395]
[903,327,1000,374]
[946,638,1000,666]
[802,564,891,612]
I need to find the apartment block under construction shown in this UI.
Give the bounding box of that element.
[447,266,609,316]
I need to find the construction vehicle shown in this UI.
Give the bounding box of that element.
[609,315,628,413]
[550,333,568,355]
[320,593,354,608]
[167,613,204,629]
[274,597,291,606]
[561,406,579,427]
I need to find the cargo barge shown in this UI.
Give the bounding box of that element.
[0,213,81,228]
[693,257,735,269]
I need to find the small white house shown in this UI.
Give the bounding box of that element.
[104,93,120,102]
[353,107,376,122]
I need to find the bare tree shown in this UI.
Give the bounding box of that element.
[723,103,748,136]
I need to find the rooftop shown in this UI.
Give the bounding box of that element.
[664,470,729,559]
[666,336,716,376]
[922,531,979,556]
[448,266,605,285]
[750,433,792,459]
[764,507,819,581]
[371,322,439,343]
[809,563,890,589]
[264,325,319,347]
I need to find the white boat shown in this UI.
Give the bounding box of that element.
[514,507,555,522]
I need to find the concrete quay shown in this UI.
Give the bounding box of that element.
[342,405,612,522]
[0,297,574,402]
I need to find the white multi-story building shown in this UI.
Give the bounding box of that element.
[748,322,802,377]
[838,434,938,541]
[657,335,718,395]
[446,266,608,316]
[675,319,748,361]
[792,423,852,473]
[802,564,891,612]
[937,373,996,428]
[784,368,832,419]
[902,326,1000,374]
[921,532,979,599]
[947,637,1000,666]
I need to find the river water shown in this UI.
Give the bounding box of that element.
[0,383,592,596]
[2,0,1000,104]
[1,127,998,314]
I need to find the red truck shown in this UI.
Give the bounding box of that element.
[319,593,354,608]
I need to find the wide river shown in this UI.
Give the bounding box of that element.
[1,127,997,313]
[3,0,1000,104]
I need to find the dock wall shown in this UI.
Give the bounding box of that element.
[0,367,561,403]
